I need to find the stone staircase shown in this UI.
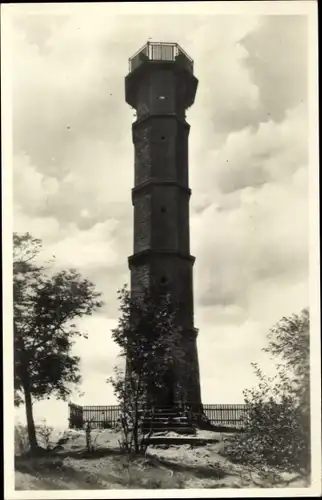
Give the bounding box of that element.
[142,406,196,435]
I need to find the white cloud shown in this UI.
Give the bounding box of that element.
[46,220,120,269]
[13,153,59,214]
[14,210,61,241]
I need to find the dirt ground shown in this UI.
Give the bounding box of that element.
[15,428,310,490]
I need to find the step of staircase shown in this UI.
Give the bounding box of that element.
[143,427,196,435]
[143,424,193,430]
[141,406,197,435]
[142,435,219,446]
[144,418,188,424]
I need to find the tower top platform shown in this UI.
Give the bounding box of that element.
[128,41,194,74]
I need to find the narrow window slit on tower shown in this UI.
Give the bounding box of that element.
[161,206,166,213]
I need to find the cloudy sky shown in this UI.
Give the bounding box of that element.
[7,3,313,427]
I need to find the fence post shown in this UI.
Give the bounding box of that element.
[68,402,72,429]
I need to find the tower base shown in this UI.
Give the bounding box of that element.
[142,406,196,435]
[142,402,213,435]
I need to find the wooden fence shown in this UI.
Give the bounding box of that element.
[203,404,246,427]
[68,403,247,430]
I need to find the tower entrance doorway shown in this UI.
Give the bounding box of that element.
[152,368,176,408]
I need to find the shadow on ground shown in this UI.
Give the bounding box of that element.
[15,450,192,490]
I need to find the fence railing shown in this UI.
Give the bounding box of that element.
[129,41,194,74]
[68,403,247,430]
[203,404,246,427]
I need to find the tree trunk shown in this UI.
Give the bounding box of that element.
[22,382,38,452]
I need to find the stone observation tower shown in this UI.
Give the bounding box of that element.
[125,42,202,413]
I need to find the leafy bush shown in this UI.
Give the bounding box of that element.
[15,420,55,454]
[102,421,112,429]
[15,424,30,455]
[224,378,310,472]
[223,309,310,476]
[36,420,54,450]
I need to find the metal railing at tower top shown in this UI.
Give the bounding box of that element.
[128,41,194,74]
